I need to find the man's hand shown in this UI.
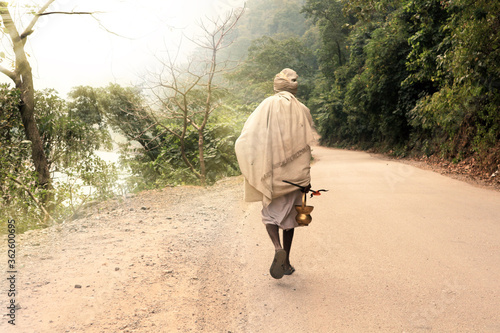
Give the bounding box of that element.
[300,184,312,193]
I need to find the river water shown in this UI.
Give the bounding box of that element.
[53,136,132,202]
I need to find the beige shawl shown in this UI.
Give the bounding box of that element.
[235,69,314,206]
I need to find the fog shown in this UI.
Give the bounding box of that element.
[0,0,245,96]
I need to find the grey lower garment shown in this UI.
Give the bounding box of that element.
[261,190,302,230]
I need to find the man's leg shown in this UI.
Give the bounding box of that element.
[266,224,282,250]
[266,224,287,279]
[283,228,295,273]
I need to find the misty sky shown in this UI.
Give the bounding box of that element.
[0,0,245,97]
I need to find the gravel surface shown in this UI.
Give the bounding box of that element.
[1,177,250,332]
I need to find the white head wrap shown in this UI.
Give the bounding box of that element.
[273,68,299,95]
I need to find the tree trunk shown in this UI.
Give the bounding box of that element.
[0,4,53,202]
[336,40,343,66]
[198,129,206,186]
[18,69,53,194]
[19,78,54,211]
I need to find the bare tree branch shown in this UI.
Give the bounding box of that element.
[19,0,56,44]
[90,14,131,38]
[0,64,16,82]
[144,6,245,185]
[36,11,96,16]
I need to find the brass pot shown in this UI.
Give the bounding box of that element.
[295,192,314,226]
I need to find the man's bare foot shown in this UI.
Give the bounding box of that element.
[270,249,286,279]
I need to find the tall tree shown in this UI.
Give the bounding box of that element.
[302,0,350,77]
[0,1,54,197]
[228,35,317,103]
[95,84,163,163]
[0,1,93,205]
[148,8,245,186]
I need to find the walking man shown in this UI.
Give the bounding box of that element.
[235,68,315,279]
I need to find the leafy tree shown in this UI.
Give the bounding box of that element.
[67,80,244,191]
[36,89,111,172]
[66,84,167,190]
[1,86,117,232]
[228,35,317,103]
[0,2,54,200]
[402,0,451,90]
[305,0,499,175]
[228,0,311,60]
[306,0,412,148]
[67,86,106,128]
[409,0,500,170]
[95,84,162,162]
[0,85,35,217]
[0,1,94,207]
[302,0,351,81]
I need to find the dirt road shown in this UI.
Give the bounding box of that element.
[2,146,500,332]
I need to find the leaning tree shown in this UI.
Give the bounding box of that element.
[0,1,93,205]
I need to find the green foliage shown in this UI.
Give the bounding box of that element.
[224,0,320,109]
[302,0,351,80]
[121,104,246,192]
[96,84,155,143]
[66,84,165,191]
[229,36,317,103]
[36,89,112,170]
[302,0,499,172]
[407,0,500,169]
[0,85,119,234]
[67,86,105,126]
[309,84,347,146]
[66,84,247,192]
[341,0,401,22]
[95,84,163,163]
[160,121,241,184]
[309,1,413,148]
[402,0,451,89]
[35,88,117,214]
[0,85,43,233]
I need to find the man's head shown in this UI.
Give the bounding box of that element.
[273,68,298,95]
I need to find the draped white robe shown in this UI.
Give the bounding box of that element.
[235,91,315,207]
